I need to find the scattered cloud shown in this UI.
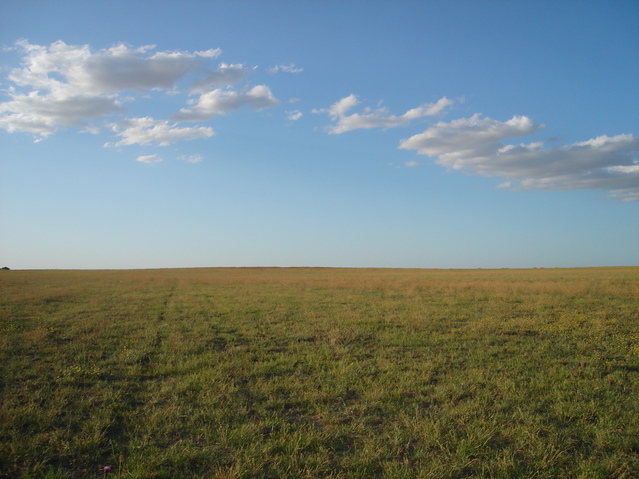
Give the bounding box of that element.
[287,110,303,121]
[0,90,123,136]
[190,63,252,93]
[2,41,636,200]
[0,40,280,151]
[177,154,203,163]
[172,85,281,121]
[136,154,162,164]
[108,117,214,146]
[315,95,453,134]
[8,41,207,95]
[399,114,542,159]
[314,94,359,118]
[194,49,222,58]
[268,63,303,74]
[399,114,639,201]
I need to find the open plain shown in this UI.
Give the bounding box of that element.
[1,267,638,478]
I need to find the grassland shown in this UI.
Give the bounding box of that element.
[1,267,638,478]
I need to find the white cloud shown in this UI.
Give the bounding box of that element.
[136,154,162,164]
[399,114,541,162]
[399,114,639,201]
[190,63,252,93]
[172,85,281,121]
[8,41,208,95]
[268,63,303,74]
[0,41,216,138]
[287,110,303,121]
[177,154,203,163]
[109,117,214,146]
[404,161,419,167]
[315,95,453,134]
[313,94,359,118]
[0,41,281,146]
[0,90,123,136]
[194,49,222,58]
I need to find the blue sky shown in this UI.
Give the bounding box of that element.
[1,0,637,269]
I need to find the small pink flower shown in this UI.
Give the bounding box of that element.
[103,466,111,473]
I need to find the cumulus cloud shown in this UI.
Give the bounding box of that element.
[399,114,639,201]
[108,117,214,146]
[0,40,280,150]
[287,110,303,121]
[0,90,124,136]
[172,85,281,121]
[8,41,209,95]
[0,40,218,138]
[136,154,163,164]
[315,95,453,134]
[399,114,542,161]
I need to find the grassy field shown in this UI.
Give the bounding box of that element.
[1,267,638,478]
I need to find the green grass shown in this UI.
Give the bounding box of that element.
[1,267,638,478]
